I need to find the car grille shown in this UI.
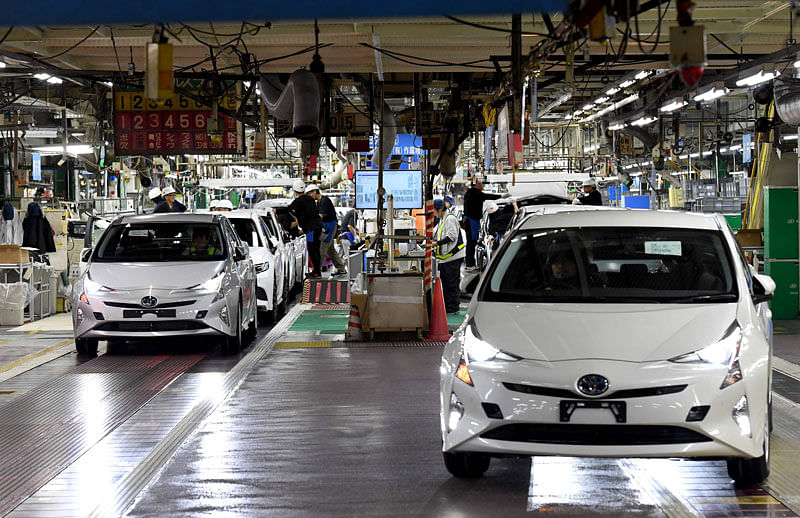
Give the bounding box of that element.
[502,382,687,400]
[94,321,209,332]
[481,424,712,445]
[104,300,197,309]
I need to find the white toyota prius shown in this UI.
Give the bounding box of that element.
[441,210,775,484]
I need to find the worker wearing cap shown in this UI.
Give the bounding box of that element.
[288,180,323,279]
[575,178,603,206]
[444,194,456,213]
[308,186,347,276]
[153,186,187,213]
[146,187,162,214]
[433,198,465,314]
[463,178,503,270]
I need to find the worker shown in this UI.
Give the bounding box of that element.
[433,198,465,314]
[209,199,221,211]
[217,200,234,212]
[546,251,580,290]
[288,180,323,279]
[444,194,456,214]
[463,178,503,270]
[153,186,187,213]
[339,207,361,259]
[575,178,603,206]
[148,187,163,206]
[309,186,347,276]
[183,226,217,256]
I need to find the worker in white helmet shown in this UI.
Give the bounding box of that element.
[145,187,162,214]
[288,181,323,278]
[153,186,187,213]
[574,178,603,206]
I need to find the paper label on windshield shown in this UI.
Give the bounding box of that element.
[129,229,149,237]
[645,241,682,256]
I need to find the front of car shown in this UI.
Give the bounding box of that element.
[73,214,242,342]
[441,210,774,482]
[223,210,280,313]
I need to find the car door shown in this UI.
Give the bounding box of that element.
[258,216,284,302]
[222,218,255,324]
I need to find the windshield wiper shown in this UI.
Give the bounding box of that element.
[664,294,739,303]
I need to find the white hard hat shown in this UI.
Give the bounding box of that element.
[304,183,320,194]
[162,186,176,195]
[292,179,306,193]
[148,187,162,200]
[486,201,499,214]
[209,199,220,209]
[582,178,597,187]
[219,200,234,210]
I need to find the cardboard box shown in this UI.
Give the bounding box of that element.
[736,229,763,248]
[0,245,33,264]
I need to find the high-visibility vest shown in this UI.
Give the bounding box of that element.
[189,245,216,256]
[435,214,465,259]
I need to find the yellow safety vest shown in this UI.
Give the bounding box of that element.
[435,213,465,259]
[189,245,216,256]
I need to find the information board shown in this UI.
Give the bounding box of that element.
[113,85,243,156]
[354,169,423,209]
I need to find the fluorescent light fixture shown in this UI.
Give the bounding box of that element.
[631,116,657,127]
[23,128,59,138]
[660,99,688,113]
[620,79,636,88]
[608,122,626,131]
[689,152,700,158]
[730,170,745,175]
[702,150,712,156]
[102,81,113,88]
[34,73,50,81]
[634,70,651,80]
[47,76,63,84]
[782,134,798,141]
[594,96,610,104]
[31,144,94,155]
[736,69,780,87]
[694,85,729,102]
[582,103,593,111]
[795,60,800,68]
[0,61,6,69]
[729,144,743,150]
[605,86,620,96]
[678,154,689,159]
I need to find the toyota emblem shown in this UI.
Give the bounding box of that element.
[577,374,609,396]
[140,296,158,308]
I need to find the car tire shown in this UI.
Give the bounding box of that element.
[727,419,770,484]
[443,451,491,478]
[75,338,98,356]
[223,302,242,355]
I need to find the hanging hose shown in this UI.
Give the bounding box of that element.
[743,102,774,230]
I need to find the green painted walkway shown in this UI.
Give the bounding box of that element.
[289,309,350,335]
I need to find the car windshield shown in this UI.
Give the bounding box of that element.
[228,218,261,247]
[481,226,738,303]
[94,222,226,262]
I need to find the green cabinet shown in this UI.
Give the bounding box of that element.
[765,260,799,320]
[764,187,798,259]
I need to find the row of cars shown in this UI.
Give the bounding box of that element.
[442,205,777,485]
[72,200,308,356]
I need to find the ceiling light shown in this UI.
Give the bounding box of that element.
[689,152,700,158]
[582,103,593,111]
[102,81,113,88]
[620,79,635,88]
[782,134,798,141]
[34,73,50,81]
[736,69,780,87]
[694,85,729,102]
[634,70,652,80]
[595,96,609,104]
[794,60,800,69]
[678,154,688,159]
[702,150,712,156]
[605,87,620,96]
[631,116,657,127]
[660,99,688,113]
[0,61,6,69]
[608,122,626,131]
[46,76,63,84]
[22,128,59,138]
[31,144,94,155]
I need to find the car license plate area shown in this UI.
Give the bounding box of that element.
[123,309,177,318]
[560,400,626,423]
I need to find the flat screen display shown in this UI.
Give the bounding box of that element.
[354,169,423,209]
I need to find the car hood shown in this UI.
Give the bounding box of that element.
[88,261,224,291]
[472,302,738,362]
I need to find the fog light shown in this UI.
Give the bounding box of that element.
[219,305,229,326]
[196,310,207,319]
[448,392,464,432]
[482,402,503,419]
[93,312,104,320]
[76,308,84,326]
[686,405,710,422]
[732,395,752,438]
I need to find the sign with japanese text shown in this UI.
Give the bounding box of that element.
[113,82,243,156]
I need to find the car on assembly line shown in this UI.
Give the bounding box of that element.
[222,209,288,322]
[441,210,776,484]
[72,213,258,356]
[255,198,308,288]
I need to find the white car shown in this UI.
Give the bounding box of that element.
[223,209,288,322]
[73,213,258,356]
[255,198,308,287]
[441,210,775,484]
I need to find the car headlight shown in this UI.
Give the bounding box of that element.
[464,319,522,363]
[669,322,742,389]
[189,272,225,302]
[83,277,114,294]
[255,261,269,273]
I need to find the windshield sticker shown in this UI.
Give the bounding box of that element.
[645,241,682,256]
[129,229,149,237]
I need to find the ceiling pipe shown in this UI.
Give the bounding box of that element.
[258,69,320,139]
[774,77,800,126]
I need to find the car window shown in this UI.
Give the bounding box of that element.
[260,214,283,242]
[222,219,242,249]
[228,217,261,247]
[481,227,738,303]
[94,222,226,262]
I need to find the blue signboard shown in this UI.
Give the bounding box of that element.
[743,134,752,163]
[32,152,41,181]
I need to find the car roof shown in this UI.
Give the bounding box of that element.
[513,193,572,206]
[114,213,221,225]
[518,209,724,231]
[222,209,261,219]
[255,198,291,209]
[518,204,615,215]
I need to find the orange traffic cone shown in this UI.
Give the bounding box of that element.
[425,277,452,341]
[346,304,363,341]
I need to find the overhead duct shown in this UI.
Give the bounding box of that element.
[621,125,657,151]
[774,77,800,126]
[371,105,397,169]
[259,70,321,138]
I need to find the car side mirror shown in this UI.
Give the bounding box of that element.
[234,244,248,262]
[752,273,776,305]
[80,248,92,262]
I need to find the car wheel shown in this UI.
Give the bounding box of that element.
[223,302,242,355]
[443,451,490,478]
[75,338,98,356]
[727,419,770,484]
